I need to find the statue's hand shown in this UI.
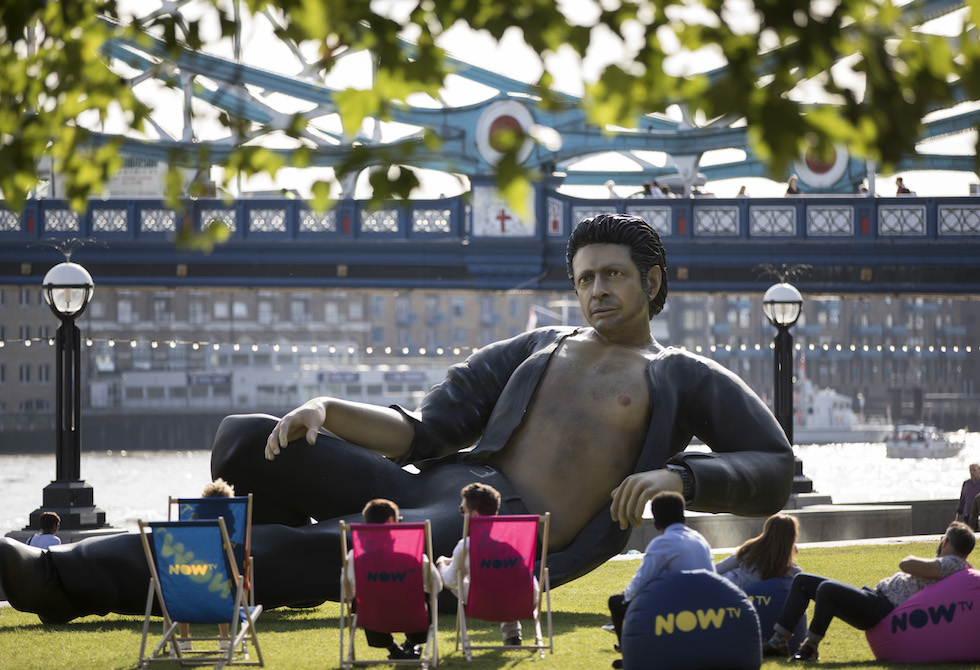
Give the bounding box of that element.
[264,399,327,460]
[609,469,684,530]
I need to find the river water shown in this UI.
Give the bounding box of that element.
[2,434,979,535]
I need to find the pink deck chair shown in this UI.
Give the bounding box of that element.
[455,513,552,660]
[339,521,439,669]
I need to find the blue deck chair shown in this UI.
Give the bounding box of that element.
[339,521,439,669]
[137,519,264,670]
[169,495,254,607]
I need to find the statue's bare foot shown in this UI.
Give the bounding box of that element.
[0,538,78,624]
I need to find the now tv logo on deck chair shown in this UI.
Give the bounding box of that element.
[169,562,218,577]
[366,569,418,583]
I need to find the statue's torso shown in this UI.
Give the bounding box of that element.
[491,332,656,547]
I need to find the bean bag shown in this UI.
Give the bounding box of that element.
[743,577,807,649]
[622,569,761,670]
[866,568,980,663]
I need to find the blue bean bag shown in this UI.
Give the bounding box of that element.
[866,568,980,663]
[622,569,761,670]
[743,576,807,649]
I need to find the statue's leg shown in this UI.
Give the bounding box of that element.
[211,413,415,525]
[0,532,150,623]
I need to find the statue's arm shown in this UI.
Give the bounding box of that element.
[669,356,795,516]
[264,396,414,461]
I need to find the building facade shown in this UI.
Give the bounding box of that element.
[1,285,978,450]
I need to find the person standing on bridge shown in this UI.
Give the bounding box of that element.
[0,213,794,624]
[762,521,975,662]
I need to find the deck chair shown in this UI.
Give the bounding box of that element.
[455,513,553,660]
[339,521,439,669]
[169,495,254,607]
[137,519,264,670]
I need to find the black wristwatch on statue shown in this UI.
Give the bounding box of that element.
[665,463,695,505]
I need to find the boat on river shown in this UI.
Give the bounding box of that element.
[885,424,962,459]
[793,378,893,445]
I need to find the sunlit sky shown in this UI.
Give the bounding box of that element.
[111,0,978,199]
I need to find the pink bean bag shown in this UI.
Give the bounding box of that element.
[866,568,980,663]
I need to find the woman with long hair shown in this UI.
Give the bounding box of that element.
[716,514,800,589]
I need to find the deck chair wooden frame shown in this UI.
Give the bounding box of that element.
[137,518,264,670]
[454,513,553,660]
[169,494,255,608]
[339,520,439,669]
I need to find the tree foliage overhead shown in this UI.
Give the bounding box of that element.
[0,0,975,214]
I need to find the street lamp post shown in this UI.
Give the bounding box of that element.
[763,282,820,504]
[763,282,803,442]
[25,261,111,533]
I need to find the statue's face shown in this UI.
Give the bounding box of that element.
[571,243,661,344]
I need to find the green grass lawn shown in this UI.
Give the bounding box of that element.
[0,539,968,670]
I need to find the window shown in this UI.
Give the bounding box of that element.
[19,364,31,383]
[19,289,32,307]
[0,364,5,384]
[372,326,386,345]
[424,294,440,320]
[348,301,363,320]
[18,325,30,340]
[38,364,50,384]
[132,343,152,370]
[118,299,134,323]
[290,298,308,324]
[257,300,274,325]
[325,302,340,324]
[233,301,248,319]
[214,301,229,319]
[153,297,173,323]
[451,296,465,318]
[371,295,386,319]
[188,299,206,324]
[396,295,412,321]
[93,341,116,372]
[167,343,189,370]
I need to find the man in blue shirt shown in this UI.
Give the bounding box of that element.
[607,491,713,668]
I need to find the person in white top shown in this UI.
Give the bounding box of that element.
[436,482,533,646]
[344,498,442,660]
[763,521,975,662]
[27,512,61,550]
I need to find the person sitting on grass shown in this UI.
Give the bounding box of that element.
[343,498,443,660]
[27,512,61,550]
[177,478,235,653]
[762,521,975,662]
[607,491,714,669]
[715,513,801,590]
[435,482,533,647]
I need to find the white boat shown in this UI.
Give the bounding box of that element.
[885,424,963,459]
[793,378,893,445]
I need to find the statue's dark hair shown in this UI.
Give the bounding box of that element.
[565,213,668,318]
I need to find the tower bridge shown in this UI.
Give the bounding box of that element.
[2,189,979,295]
